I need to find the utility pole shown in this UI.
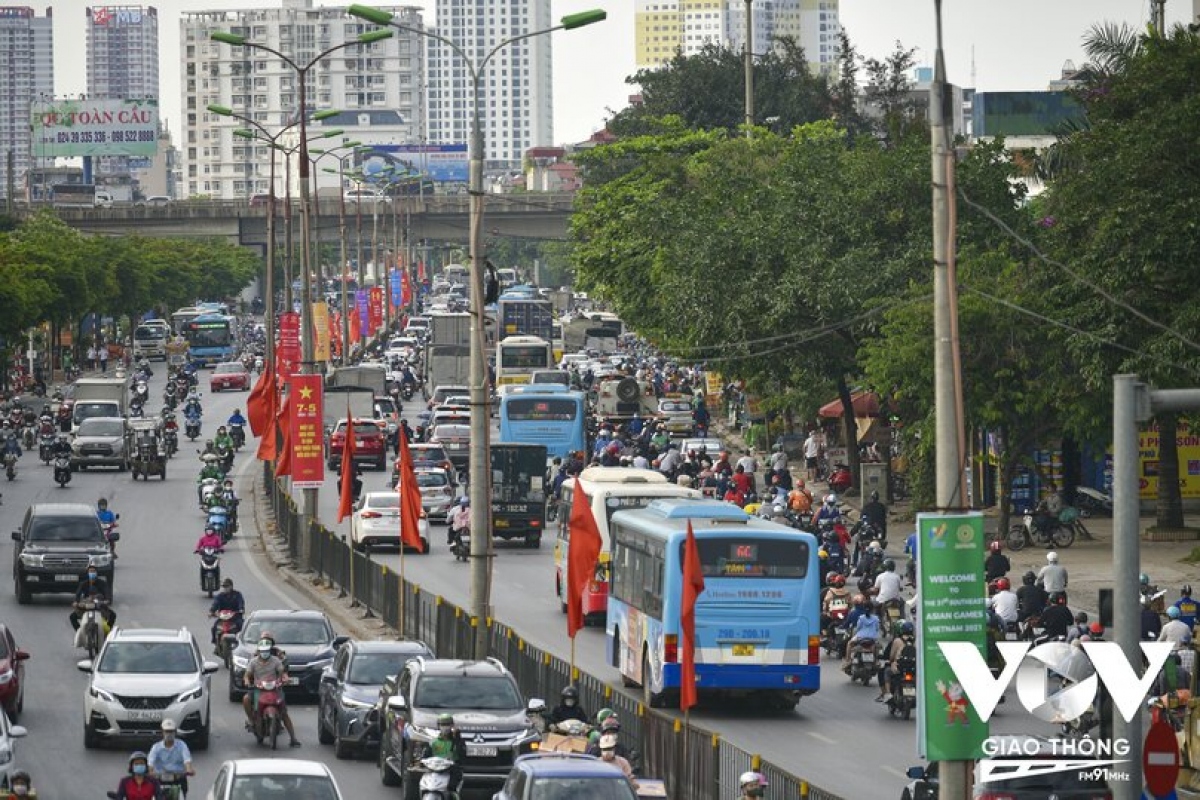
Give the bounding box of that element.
[743,0,754,137]
[1152,0,1167,34]
[931,2,969,798]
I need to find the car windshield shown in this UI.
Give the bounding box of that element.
[99,642,198,674]
[365,495,400,510]
[432,425,469,440]
[414,675,522,710]
[215,364,243,374]
[243,619,331,646]
[659,401,691,413]
[412,447,447,463]
[230,775,339,799]
[349,652,422,685]
[78,420,124,437]
[375,398,397,415]
[27,516,102,542]
[416,472,448,488]
[530,778,638,800]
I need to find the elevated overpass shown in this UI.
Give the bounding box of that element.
[44,192,574,247]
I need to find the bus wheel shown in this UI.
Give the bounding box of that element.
[556,577,567,614]
[642,653,664,708]
[525,534,540,549]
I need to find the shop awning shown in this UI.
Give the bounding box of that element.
[818,391,881,419]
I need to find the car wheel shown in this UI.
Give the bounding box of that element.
[15,576,30,605]
[193,714,210,751]
[83,722,99,749]
[334,733,354,760]
[317,705,335,745]
[228,675,243,703]
[379,736,401,786]
[401,765,420,800]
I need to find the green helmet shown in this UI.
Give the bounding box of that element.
[596,707,615,725]
[437,713,454,726]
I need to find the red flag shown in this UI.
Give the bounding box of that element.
[680,520,706,711]
[255,372,279,462]
[395,427,426,552]
[275,390,293,477]
[349,307,361,344]
[566,486,602,638]
[247,365,273,437]
[336,410,356,523]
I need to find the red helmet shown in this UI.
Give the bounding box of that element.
[989,541,1002,553]
[830,574,845,588]
[995,578,1010,591]
[1089,622,1104,635]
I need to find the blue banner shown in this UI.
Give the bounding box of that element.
[389,270,403,309]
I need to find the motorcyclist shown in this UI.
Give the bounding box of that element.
[1040,592,1074,640]
[214,426,234,452]
[3,430,22,459]
[195,528,224,554]
[97,497,117,526]
[597,732,636,783]
[861,489,888,539]
[220,478,240,530]
[878,620,916,703]
[871,559,903,618]
[1033,482,1065,535]
[148,719,194,796]
[1160,606,1193,649]
[242,639,301,747]
[984,541,1010,582]
[449,497,470,547]
[738,771,768,800]
[70,566,116,631]
[208,578,244,646]
[50,432,71,458]
[1016,570,1048,622]
[843,596,881,672]
[227,408,247,429]
[113,751,160,800]
[425,713,466,792]
[987,578,1019,628]
[1036,551,1068,600]
[183,391,202,418]
[549,685,589,726]
[4,769,35,798]
[812,493,841,528]
[198,453,224,482]
[1142,594,1164,641]
[1172,584,1197,628]
[227,410,247,447]
[1066,611,1091,643]
[820,574,852,637]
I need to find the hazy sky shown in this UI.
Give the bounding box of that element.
[41,0,1198,145]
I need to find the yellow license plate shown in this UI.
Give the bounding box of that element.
[732,644,755,656]
[494,519,509,528]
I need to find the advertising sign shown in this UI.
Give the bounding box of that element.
[360,144,467,183]
[390,269,403,310]
[915,511,989,760]
[31,98,159,158]
[368,288,384,336]
[91,7,146,25]
[311,302,330,363]
[356,289,369,336]
[276,311,300,379]
[288,375,324,489]
[1137,422,1200,499]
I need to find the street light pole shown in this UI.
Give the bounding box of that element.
[743,0,754,137]
[350,3,606,659]
[212,27,394,565]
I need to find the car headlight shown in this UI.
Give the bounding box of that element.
[0,669,13,685]
[232,655,249,671]
[340,696,373,710]
[91,553,112,568]
[0,747,12,766]
[19,553,43,567]
[308,657,333,671]
[90,685,115,702]
[177,685,204,704]
[514,728,541,746]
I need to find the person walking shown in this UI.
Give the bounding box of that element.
[98,342,109,373]
[86,344,97,371]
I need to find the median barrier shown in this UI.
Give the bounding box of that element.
[261,462,841,800]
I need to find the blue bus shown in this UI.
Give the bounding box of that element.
[185,314,236,366]
[605,498,821,710]
[497,386,587,460]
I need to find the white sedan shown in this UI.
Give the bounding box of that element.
[350,491,430,553]
[205,758,343,800]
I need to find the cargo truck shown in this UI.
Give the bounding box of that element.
[498,298,554,341]
[71,377,129,429]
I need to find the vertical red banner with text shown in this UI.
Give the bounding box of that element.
[276,311,301,380]
[368,287,383,335]
[288,374,324,488]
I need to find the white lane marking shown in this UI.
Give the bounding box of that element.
[881,765,908,778]
[807,731,837,745]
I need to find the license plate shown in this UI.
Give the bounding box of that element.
[56,573,78,582]
[494,519,509,528]
[127,710,162,722]
[467,746,497,757]
[1004,633,1019,641]
[861,653,875,663]
[285,677,300,686]
[732,644,755,656]
[902,687,917,697]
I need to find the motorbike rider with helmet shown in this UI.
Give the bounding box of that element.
[878,620,917,703]
[70,566,116,631]
[1142,594,1164,641]
[861,489,888,539]
[4,769,34,798]
[449,497,470,546]
[1174,584,1198,628]
[198,452,224,482]
[1017,570,1048,622]
[549,685,589,726]
[241,638,301,747]
[987,577,1019,628]
[984,541,1010,582]
[1161,606,1194,648]
[208,578,244,647]
[738,771,768,799]
[113,751,160,800]
[842,595,881,672]
[1036,551,1068,601]
[812,493,841,528]
[148,718,194,797]
[821,573,852,636]
[425,713,466,793]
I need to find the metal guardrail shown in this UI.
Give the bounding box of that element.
[262,462,842,800]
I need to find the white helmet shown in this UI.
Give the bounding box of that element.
[772,504,784,514]
[825,493,838,505]
[739,771,767,789]
[868,540,881,551]
[1046,551,1058,563]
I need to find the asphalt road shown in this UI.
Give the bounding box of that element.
[0,365,1047,800]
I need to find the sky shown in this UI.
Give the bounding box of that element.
[39,0,1200,146]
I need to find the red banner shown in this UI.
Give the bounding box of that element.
[417,260,426,283]
[288,374,324,488]
[368,287,383,335]
[276,311,301,379]
[401,269,412,307]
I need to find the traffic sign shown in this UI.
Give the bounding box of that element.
[1143,719,1180,797]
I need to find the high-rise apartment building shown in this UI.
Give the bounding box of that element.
[425,0,553,169]
[180,0,426,199]
[635,0,838,75]
[87,6,159,100]
[0,6,53,200]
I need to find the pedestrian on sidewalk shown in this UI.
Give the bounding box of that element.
[98,343,109,373]
[86,345,97,371]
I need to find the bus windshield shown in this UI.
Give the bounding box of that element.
[686,537,809,579]
[499,345,550,369]
[186,320,232,348]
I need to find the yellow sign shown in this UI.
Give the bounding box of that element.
[311,302,331,363]
[1138,423,1200,499]
[705,371,722,398]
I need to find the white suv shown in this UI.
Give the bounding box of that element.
[79,627,219,750]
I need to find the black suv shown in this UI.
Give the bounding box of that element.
[12,503,113,603]
[226,610,348,701]
[374,657,541,796]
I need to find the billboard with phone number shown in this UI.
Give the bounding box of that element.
[31,98,159,157]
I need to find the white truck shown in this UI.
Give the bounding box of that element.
[71,377,129,430]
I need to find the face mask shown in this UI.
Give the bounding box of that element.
[258,651,271,660]
[132,764,147,775]
[87,572,98,580]
[747,789,764,798]
[439,726,452,736]
[13,786,28,796]
[163,733,175,743]
[600,749,615,760]
[564,699,576,707]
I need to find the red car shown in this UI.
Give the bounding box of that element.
[209,362,250,392]
[327,418,387,471]
[0,625,30,721]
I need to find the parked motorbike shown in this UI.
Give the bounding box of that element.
[1006,509,1075,551]
[253,679,284,749]
[198,546,222,597]
[54,454,72,488]
[829,463,853,494]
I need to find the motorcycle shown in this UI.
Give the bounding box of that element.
[74,599,109,659]
[54,454,72,487]
[880,598,905,630]
[848,640,877,686]
[163,426,179,457]
[207,505,231,544]
[219,492,239,534]
[1006,509,1075,551]
[401,382,415,402]
[822,607,850,657]
[230,423,246,450]
[415,756,459,800]
[829,463,853,494]
[158,772,186,800]
[129,398,145,418]
[215,443,234,474]
[253,679,285,749]
[1075,486,1113,518]
[214,609,239,669]
[886,658,918,721]
[450,522,469,563]
[21,424,34,451]
[102,518,119,554]
[185,413,201,441]
[198,546,222,596]
[198,477,220,511]
[4,452,17,481]
[39,433,55,464]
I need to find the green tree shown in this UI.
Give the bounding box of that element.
[861,42,925,145]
